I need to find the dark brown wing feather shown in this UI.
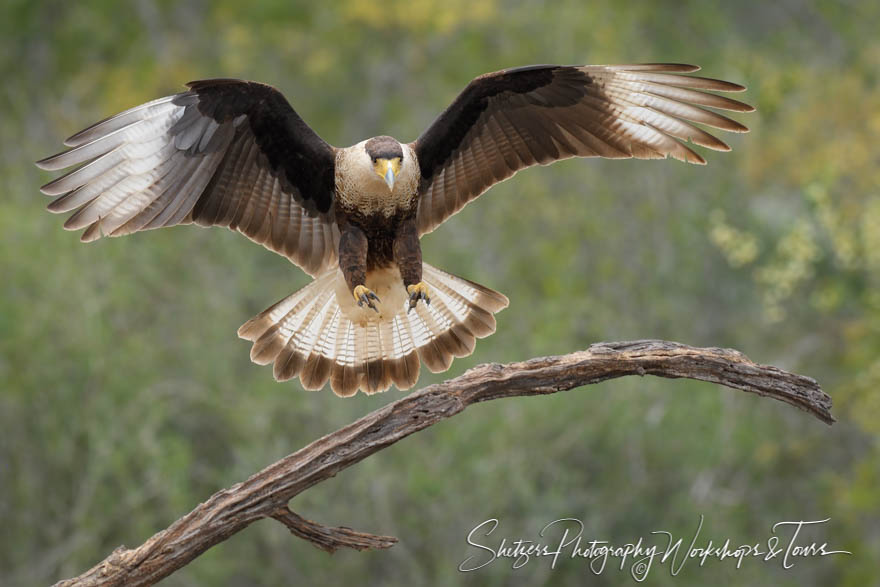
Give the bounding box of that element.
[37,79,339,276]
[412,63,754,235]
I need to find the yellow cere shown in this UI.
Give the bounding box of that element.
[374,157,401,179]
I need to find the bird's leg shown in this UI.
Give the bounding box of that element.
[393,216,429,311]
[339,224,379,312]
[406,282,429,311]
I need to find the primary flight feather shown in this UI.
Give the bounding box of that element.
[37,63,753,397]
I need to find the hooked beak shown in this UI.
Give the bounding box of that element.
[384,164,395,191]
[375,157,398,191]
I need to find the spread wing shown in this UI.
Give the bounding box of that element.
[412,63,754,236]
[37,79,339,276]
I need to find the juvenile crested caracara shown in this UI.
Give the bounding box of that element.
[37,63,753,396]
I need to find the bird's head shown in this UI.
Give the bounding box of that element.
[364,136,403,191]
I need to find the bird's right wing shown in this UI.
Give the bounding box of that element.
[37,79,339,277]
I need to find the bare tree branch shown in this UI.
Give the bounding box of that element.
[54,340,833,586]
[270,507,398,553]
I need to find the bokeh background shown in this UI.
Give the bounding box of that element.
[2,1,879,585]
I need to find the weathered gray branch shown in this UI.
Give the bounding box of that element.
[270,507,398,553]
[54,340,833,586]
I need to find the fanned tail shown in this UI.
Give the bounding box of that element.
[238,263,508,397]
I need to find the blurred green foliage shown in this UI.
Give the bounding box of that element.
[2,0,878,584]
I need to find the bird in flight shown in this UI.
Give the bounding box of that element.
[37,63,753,397]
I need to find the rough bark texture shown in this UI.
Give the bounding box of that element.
[54,340,834,586]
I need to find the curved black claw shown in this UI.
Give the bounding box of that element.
[407,282,430,312]
[353,285,380,312]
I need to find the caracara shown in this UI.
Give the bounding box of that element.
[37,63,753,397]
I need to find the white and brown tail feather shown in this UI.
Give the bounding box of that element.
[238,263,508,397]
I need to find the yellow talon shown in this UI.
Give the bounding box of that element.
[353,284,380,312]
[407,282,430,310]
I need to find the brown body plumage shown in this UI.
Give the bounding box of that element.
[36,63,753,396]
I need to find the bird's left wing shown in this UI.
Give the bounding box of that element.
[38,79,339,276]
[411,64,754,236]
